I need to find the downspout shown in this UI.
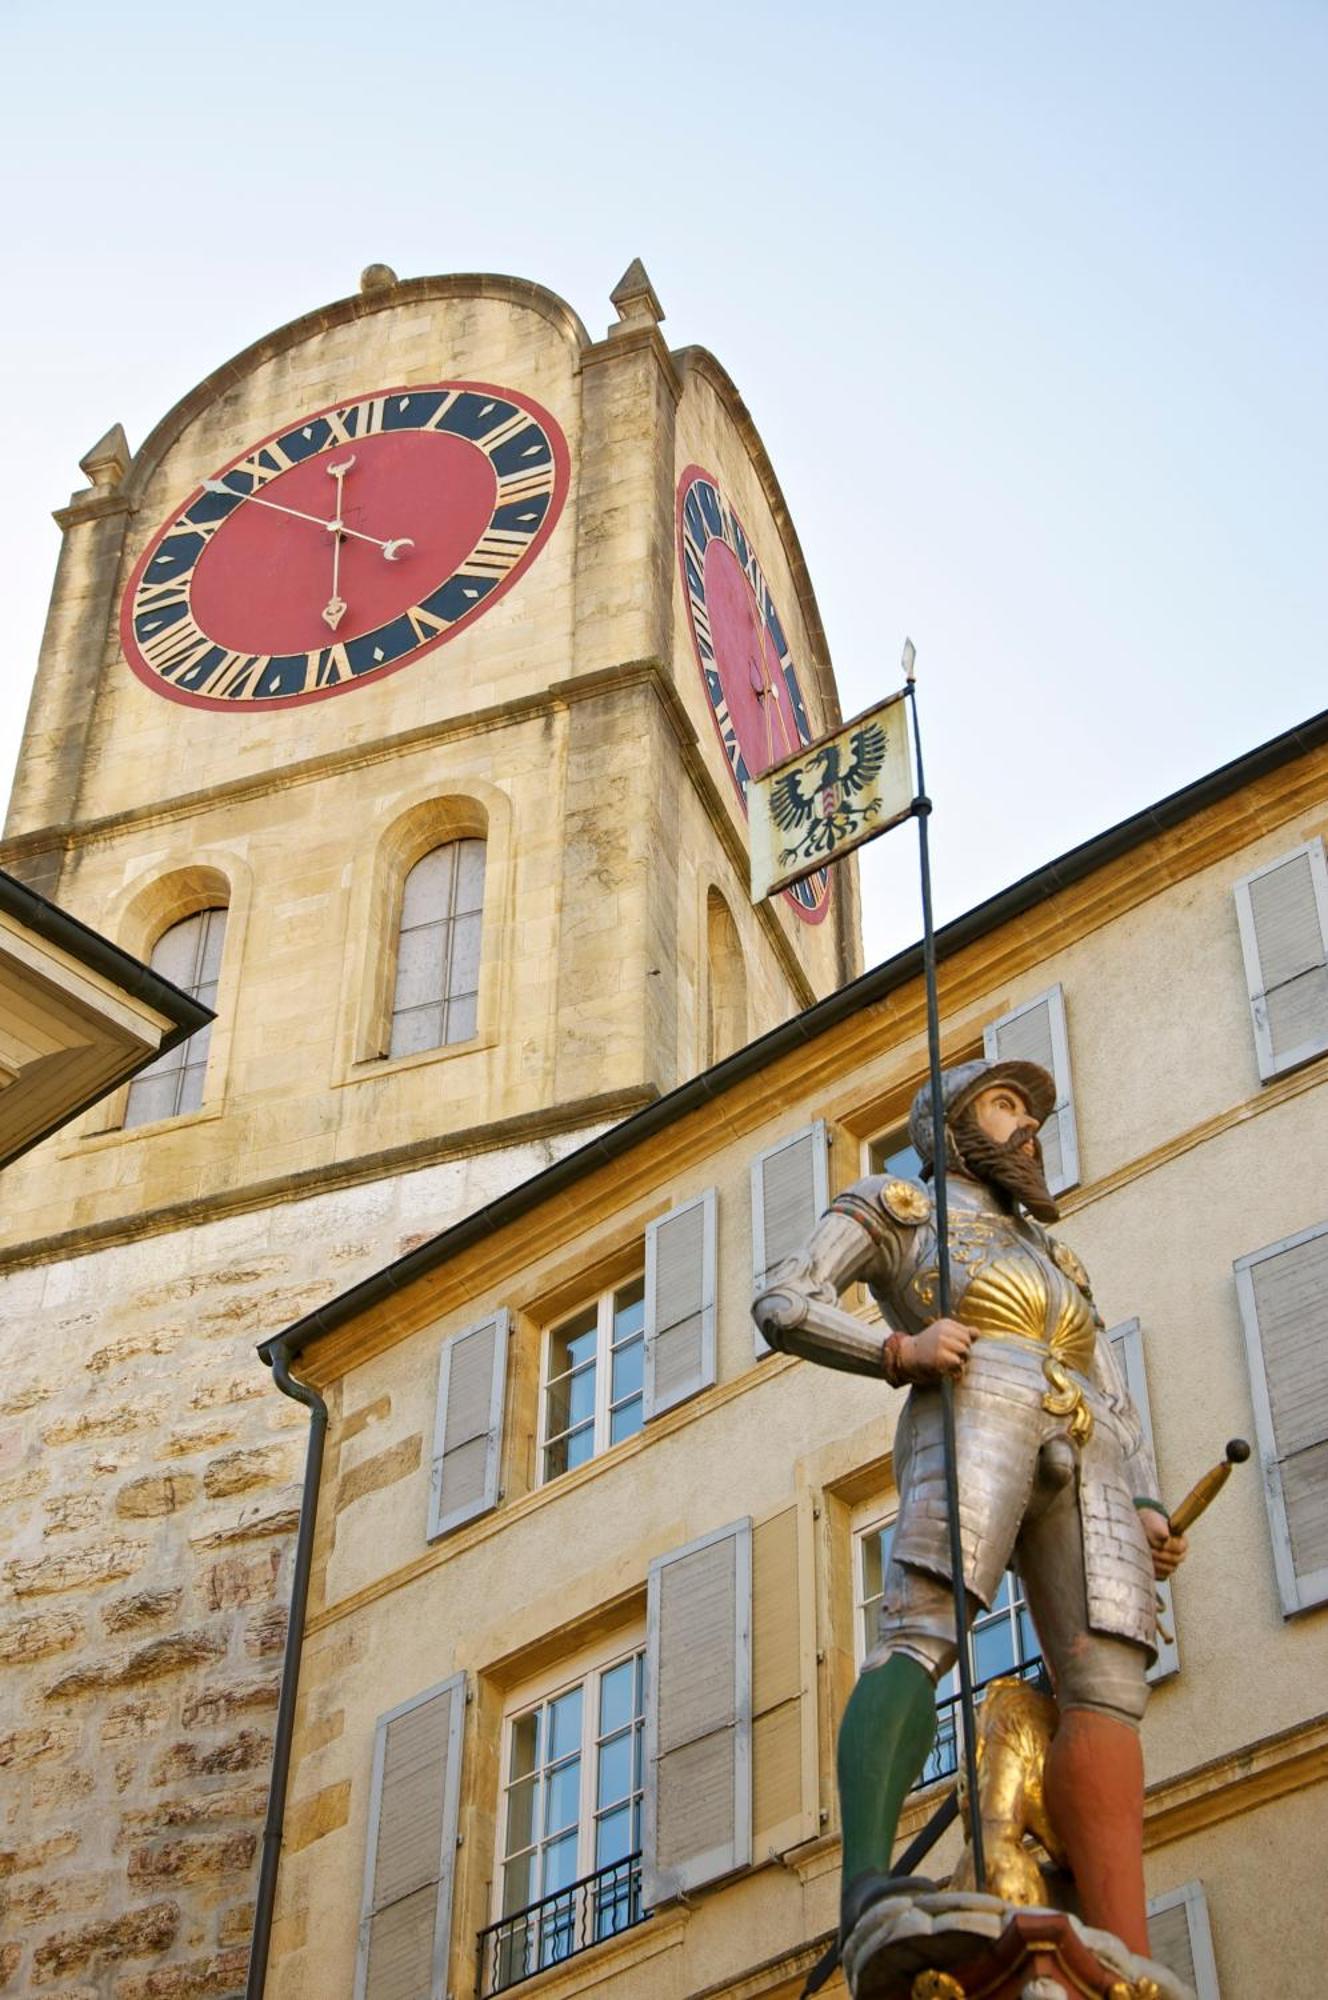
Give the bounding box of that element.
[246,1337,328,2000]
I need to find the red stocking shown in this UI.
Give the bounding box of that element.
[1044,1707,1149,1958]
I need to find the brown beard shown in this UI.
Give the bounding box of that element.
[951,1109,1060,1222]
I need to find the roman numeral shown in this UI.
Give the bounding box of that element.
[134,575,192,620]
[305,645,353,691]
[185,651,269,700]
[405,603,449,645]
[139,611,211,675]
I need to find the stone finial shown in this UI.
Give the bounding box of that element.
[78,424,131,492]
[360,262,399,294]
[609,257,664,336]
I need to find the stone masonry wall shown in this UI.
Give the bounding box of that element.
[0,1131,600,1996]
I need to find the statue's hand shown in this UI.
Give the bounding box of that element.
[904,1317,975,1381]
[1139,1506,1189,1579]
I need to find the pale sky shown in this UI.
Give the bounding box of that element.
[1,1,1323,967]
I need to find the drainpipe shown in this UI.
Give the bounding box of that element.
[246,1337,328,2000]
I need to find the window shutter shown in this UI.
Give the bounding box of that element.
[355,1672,466,2000]
[644,1189,718,1420]
[428,1311,508,1541]
[1106,1320,1179,1682]
[1235,1222,1328,1615]
[644,1518,752,1903]
[751,1121,830,1354]
[1233,838,1328,1081]
[1148,1881,1220,1998]
[983,984,1079,1193]
[752,1507,809,1852]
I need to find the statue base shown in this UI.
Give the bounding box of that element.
[842,1891,1192,2000]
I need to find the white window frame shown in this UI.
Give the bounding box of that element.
[492,1635,647,1949]
[1148,1880,1220,1998]
[538,1274,646,1486]
[1233,836,1328,1081]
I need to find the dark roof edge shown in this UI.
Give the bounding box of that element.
[260,705,1328,1366]
[0,868,214,1052]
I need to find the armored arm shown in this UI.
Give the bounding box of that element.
[752,1209,894,1377]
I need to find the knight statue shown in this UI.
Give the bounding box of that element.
[751,1059,1189,1978]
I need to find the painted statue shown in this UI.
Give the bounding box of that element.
[751,1059,1189,1975]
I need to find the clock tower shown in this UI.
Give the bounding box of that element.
[0,262,861,1989]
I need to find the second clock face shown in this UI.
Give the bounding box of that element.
[121,382,570,709]
[678,465,830,923]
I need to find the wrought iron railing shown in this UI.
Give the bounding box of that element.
[912,1655,1047,1791]
[477,1852,646,1996]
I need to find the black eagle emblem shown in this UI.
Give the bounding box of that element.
[770,722,891,866]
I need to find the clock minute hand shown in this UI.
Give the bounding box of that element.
[323,457,354,632]
[201,481,414,559]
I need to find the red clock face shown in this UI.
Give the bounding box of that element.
[678,466,830,923]
[121,382,570,709]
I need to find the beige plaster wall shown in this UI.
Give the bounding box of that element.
[277,770,1328,2000]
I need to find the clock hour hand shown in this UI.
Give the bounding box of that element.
[323,458,354,631]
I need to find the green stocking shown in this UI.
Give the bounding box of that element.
[836,1652,938,1888]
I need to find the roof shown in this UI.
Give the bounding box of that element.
[259,706,1328,1364]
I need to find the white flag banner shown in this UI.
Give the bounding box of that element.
[748,690,914,903]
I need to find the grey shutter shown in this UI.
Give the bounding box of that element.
[644,1518,752,1903]
[1148,1881,1220,1998]
[355,1673,466,2000]
[644,1189,717,1420]
[428,1311,508,1541]
[751,1121,830,1355]
[1233,837,1328,1080]
[1235,1222,1328,1615]
[1107,1320,1179,1681]
[983,984,1079,1193]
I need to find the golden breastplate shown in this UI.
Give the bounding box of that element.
[953,1241,1098,1375]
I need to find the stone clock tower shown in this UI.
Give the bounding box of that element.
[0,262,861,1990]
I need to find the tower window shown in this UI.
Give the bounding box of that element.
[124,907,226,1128]
[389,838,486,1058]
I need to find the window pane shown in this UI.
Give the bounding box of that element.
[596,1732,632,1810]
[444,990,478,1045]
[198,908,227,982]
[502,1849,536,1915]
[1018,1605,1040,1662]
[505,1773,539,1855]
[610,1336,643,1407]
[401,846,456,929]
[599,1660,636,1737]
[541,1831,580,1895]
[612,1278,645,1341]
[546,1361,596,1442]
[510,1711,541,1781]
[594,1802,632,1868]
[177,1062,208,1118]
[547,1687,583,1763]
[389,1003,444,1059]
[549,1310,598,1378]
[151,912,206,988]
[974,1616,1017,1685]
[544,1758,581,1837]
[609,1396,643,1446]
[124,1070,181,1130]
[393,922,449,1012]
[448,911,483,997]
[454,839,486,914]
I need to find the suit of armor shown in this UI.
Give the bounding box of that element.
[753,1169,1163,1720]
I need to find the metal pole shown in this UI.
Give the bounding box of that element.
[903,672,987,1893]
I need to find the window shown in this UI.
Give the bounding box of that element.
[705,887,747,1064]
[1148,1881,1220,1997]
[1235,1220,1328,1614]
[541,1278,646,1482]
[389,838,485,1057]
[489,1651,646,1989]
[1233,837,1328,1081]
[867,1123,924,1181]
[855,1509,1041,1790]
[124,906,225,1127]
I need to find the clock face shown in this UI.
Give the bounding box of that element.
[677,465,830,923]
[121,382,570,709]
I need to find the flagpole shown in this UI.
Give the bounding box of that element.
[902,645,987,1894]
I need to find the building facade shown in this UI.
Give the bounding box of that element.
[262,718,1328,2000]
[0,262,860,1992]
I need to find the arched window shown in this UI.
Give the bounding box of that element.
[124,906,227,1128]
[705,888,747,1065]
[390,839,486,1057]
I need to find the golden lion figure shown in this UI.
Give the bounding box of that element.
[950,1676,1067,1904]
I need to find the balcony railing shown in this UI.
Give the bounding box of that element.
[913,1655,1047,1791]
[477,1852,647,1996]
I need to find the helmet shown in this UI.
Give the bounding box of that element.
[907,1059,1056,1176]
